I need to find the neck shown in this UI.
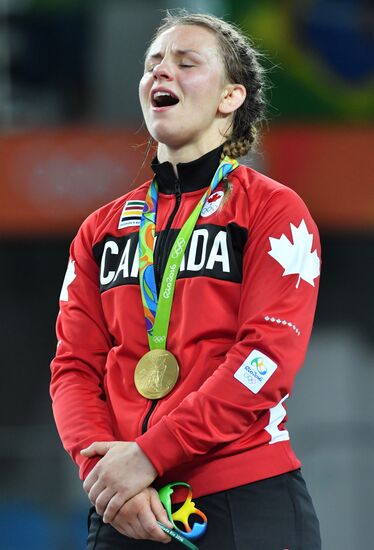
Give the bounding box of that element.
[157,137,226,171]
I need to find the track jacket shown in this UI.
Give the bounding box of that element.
[50,146,321,500]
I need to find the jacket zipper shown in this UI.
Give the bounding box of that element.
[154,177,182,296]
[141,177,182,435]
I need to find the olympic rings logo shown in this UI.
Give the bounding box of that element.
[153,336,166,343]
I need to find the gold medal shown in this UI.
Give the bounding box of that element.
[134,349,179,399]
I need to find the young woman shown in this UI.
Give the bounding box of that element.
[50,11,322,549]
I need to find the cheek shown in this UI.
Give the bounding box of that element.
[139,75,151,106]
[184,71,223,108]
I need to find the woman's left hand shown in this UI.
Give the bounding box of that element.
[81,441,158,523]
[110,487,173,542]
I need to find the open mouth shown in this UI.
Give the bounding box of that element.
[151,90,179,108]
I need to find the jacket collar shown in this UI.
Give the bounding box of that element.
[151,145,224,194]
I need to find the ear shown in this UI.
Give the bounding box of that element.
[218,84,246,115]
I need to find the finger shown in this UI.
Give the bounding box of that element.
[81,441,113,457]
[95,488,117,517]
[83,469,98,495]
[102,493,127,524]
[88,479,107,506]
[138,505,171,543]
[150,490,174,529]
[126,515,150,540]
[112,519,139,540]
[110,506,146,540]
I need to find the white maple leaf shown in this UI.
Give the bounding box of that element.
[268,219,320,288]
[60,259,76,301]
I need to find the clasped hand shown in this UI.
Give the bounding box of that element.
[81,441,173,542]
[81,441,169,532]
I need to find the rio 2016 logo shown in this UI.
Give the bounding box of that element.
[158,482,208,542]
[251,357,267,375]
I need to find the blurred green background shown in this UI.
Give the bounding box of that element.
[0,1,373,549]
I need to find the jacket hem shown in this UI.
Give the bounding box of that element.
[153,440,301,502]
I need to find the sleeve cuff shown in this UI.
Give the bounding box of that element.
[136,418,190,477]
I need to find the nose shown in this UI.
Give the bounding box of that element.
[152,59,173,81]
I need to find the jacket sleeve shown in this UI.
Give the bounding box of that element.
[136,186,321,476]
[50,212,115,480]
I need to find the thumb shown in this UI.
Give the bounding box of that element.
[80,441,115,457]
[150,489,174,529]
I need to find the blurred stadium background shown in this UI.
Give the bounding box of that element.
[0,0,373,548]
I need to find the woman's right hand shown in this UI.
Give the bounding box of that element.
[109,486,174,543]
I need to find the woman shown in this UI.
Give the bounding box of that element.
[51,11,322,549]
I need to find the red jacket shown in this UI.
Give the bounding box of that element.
[50,161,321,500]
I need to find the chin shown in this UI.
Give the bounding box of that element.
[149,124,192,150]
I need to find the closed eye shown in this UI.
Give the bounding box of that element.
[145,61,196,72]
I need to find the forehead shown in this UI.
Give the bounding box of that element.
[147,24,220,58]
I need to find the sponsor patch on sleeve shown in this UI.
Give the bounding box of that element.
[234,349,278,394]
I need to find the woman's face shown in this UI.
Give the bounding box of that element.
[139,25,230,153]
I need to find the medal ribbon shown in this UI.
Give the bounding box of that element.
[138,156,239,351]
